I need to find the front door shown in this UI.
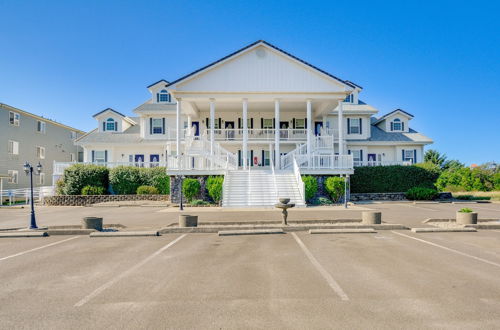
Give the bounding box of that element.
[225,121,235,140]
[315,121,323,136]
[192,121,200,136]
[367,153,376,165]
[280,121,289,139]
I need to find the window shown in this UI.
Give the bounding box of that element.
[262,119,273,129]
[351,150,361,162]
[105,118,117,131]
[295,119,305,129]
[39,173,45,185]
[8,170,18,184]
[94,151,106,163]
[36,146,45,159]
[348,118,361,134]
[152,118,163,134]
[404,150,415,163]
[344,94,353,103]
[158,90,171,102]
[37,120,46,133]
[71,131,77,139]
[391,118,403,131]
[9,111,20,126]
[8,140,19,155]
[70,153,76,162]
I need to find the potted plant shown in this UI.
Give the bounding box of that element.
[456,208,478,225]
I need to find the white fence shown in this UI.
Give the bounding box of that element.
[0,186,54,206]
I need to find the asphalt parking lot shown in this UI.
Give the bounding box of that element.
[1,229,500,329]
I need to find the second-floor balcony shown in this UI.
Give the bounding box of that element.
[204,128,338,142]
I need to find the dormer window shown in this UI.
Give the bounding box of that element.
[344,94,353,103]
[105,118,117,131]
[391,118,404,131]
[157,90,171,103]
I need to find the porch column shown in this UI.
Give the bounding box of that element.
[338,100,345,155]
[242,98,248,169]
[274,99,280,169]
[187,115,192,134]
[176,98,182,168]
[306,99,312,167]
[209,99,215,156]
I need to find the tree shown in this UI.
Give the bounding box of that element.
[424,149,447,168]
[443,159,464,171]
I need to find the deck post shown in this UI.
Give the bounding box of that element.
[306,99,312,168]
[338,100,344,155]
[242,98,248,169]
[176,98,182,168]
[274,99,280,169]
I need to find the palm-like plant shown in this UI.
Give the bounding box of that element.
[424,149,447,167]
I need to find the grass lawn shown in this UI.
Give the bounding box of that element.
[452,191,500,201]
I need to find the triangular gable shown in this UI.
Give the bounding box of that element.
[167,40,356,93]
[373,109,414,125]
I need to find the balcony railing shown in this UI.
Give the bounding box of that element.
[295,154,354,170]
[205,128,310,141]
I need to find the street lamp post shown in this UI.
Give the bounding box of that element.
[24,162,42,229]
[178,175,185,211]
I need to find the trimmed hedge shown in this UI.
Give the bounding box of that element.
[302,176,318,202]
[405,187,438,200]
[182,178,201,202]
[109,166,169,195]
[350,165,439,193]
[325,176,345,202]
[61,164,109,195]
[81,185,105,195]
[136,185,159,195]
[206,176,224,204]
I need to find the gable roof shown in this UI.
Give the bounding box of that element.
[158,40,358,90]
[92,108,126,118]
[146,79,169,89]
[373,108,414,125]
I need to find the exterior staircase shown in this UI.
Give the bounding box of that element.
[222,169,306,208]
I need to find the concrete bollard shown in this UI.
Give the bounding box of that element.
[179,214,198,227]
[362,211,382,224]
[82,217,103,231]
[456,212,478,225]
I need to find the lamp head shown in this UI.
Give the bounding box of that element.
[36,162,43,174]
[23,162,30,175]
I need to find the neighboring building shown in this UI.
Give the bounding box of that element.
[70,40,433,207]
[0,103,85,190]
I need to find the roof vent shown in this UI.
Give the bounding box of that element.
[255,48,266,58]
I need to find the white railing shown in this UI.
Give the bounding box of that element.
[294,154,354,170]
[270,156,278,202]
[281,143,307,169]
[0,186,54,205]
[320,128,339,137]
[205,128,309,141]
[292,157,305,203]
[53,161,168,175]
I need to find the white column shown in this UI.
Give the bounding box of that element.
[306,99,312,167]
[242,99,248,169]
[338,100,345,155]
[187,115,192,132]
[176,98,182,167]
[274,99,280,169]
[209,99,215,156]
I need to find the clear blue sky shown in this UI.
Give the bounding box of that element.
[1,0,498,165]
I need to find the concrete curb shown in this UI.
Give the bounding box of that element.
[48,229,95,235]
[90,231,159,237]
[411,227,477,233]
[309,228,376,234]
[160,223,408,234]
[218,229,284,236]
[423,218,499,223]
[0,232,48,238]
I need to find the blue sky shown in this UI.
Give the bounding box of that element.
[1,0,498,165]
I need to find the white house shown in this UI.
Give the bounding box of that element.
[66,40,432,207]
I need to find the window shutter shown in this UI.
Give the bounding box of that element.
[162,118,165,134]
[102,122,105,131]
[250,150,254,167]
[238,118,241,129]
[273,118,275,128]
[218,118,221,129]
[91,151,95,162]
[114,122,117,131]
[402,122,405,131]
[149,118,153,134]
[414,149,417,163]
[261,150,264,166]
[347,118,351,134]
[250,118,254,129]
[292,118,296,129]
[156,93,159,102]
[260,118,263,128]
[359,118,362,134]
[402,149,405,161]
[206,118,209,128]
[360,150,363,161]
[390,122,394,131]
[304,118,307,129]
[238,150,241,167]
[104,150,108,162]
[348,150,351,155]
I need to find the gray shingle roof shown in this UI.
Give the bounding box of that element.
[349,125,432,143]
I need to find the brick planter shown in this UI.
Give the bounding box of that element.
[45,194,169,206]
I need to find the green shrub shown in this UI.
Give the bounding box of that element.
[62,164,108,195]
[324,176,345,202]
[454,195,491,201]
[459,208,473,213]
[436,167,497,192]
[182,178,201,202]
[190,199,210,206]
[81,185,105,195]
[55,179,65,195]
[109,166,169,195]
[310,196,333,205]
[136,185,159,195]
[302,176,318,202]
[351,165,439,193]
[405,187,438,200]
[206,176,223,204]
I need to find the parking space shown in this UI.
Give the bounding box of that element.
[1,229,499,328]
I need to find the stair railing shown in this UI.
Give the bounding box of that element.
[292,157,305,204]
[270,155,278,202]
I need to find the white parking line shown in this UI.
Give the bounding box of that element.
[291,233,349,301]
[74,234,187,307]
[399,204,439,211]
[0,236,79,262]
[391,231,500,269]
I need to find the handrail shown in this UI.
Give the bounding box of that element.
[270,156,278,202]
[292,157,305,203]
